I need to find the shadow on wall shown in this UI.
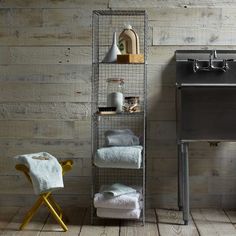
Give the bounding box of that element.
[146,54,177,209]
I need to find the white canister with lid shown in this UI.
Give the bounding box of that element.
[107,78,124,113]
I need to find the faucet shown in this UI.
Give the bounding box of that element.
[209,50,217,69]
[188,50,233,73]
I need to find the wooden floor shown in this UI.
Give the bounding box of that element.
[2,207,236,235]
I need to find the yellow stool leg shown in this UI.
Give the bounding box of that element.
[19,196,44,230]
[42,195,68,231]
[48,195,68,222]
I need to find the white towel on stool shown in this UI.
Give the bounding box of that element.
[14,152,63,195]
[97,207,141,219]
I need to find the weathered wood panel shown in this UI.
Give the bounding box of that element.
[1,0,236,210]
[149,156,236,178]
[0,83,90,102]
[42,9,91,27]
[1,155,90,177]
[147,101,175,121]
[0,47,91,65]
[0,64,91,83]
[222,195,236,209]
[148,176,208,195]
[148,64,175,86]
[153,26,236,46]
[148,46,236,64]
[0,102,90,120]
[150,8,236,45]
[0,8,43,27]
[0,0,109,8]
[148,8,222,23]
[0,27,91,46]
[109,0,236,8]
[0,119,90,139]
[148,121,176,141]
[0,8,93,46]
[0,139,91,159]
[0,176,90,195]
[209,177,236,194]
[0,194,91,207]
[148,193,222,209]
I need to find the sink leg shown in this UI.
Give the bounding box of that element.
[182,142,189,225]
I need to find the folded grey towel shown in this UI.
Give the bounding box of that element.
[104,129,139,146]
[105,133,140,146]
[101,183,136,197]
[94,146,143,169]
[104,129,134,136]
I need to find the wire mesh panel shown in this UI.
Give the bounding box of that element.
[98,64,145,109]
[92,10,147,224]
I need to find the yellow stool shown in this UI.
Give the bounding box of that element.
[15,160,73,232]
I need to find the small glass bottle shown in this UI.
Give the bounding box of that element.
[107,78,124,113]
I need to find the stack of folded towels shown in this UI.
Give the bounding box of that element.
[94,129,143,169]
[94,183,142,219]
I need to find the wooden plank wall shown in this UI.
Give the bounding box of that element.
[1,0,236,209]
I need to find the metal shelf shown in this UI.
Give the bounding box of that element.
[92,10,147,224]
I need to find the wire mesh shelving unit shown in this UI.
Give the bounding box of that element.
[91,10,147,224]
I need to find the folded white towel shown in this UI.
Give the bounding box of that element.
[97,207,141,219]
[94,192,141,209]
[14,152,63,195]
[94,146,143,169]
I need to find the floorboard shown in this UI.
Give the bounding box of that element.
[191,208,236,236]
[156,209,199,236]
[120,209,159,236]
[79,208,120,236]
[0,207,49,236]
[0,207,20,232]
[39,207,86,236]
[2,207,236,235]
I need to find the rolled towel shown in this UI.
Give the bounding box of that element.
[97,208,141,219]
[105,133,140,146]
[94,192,141,209]
[14,152,63,195]
[94,146,143,169]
